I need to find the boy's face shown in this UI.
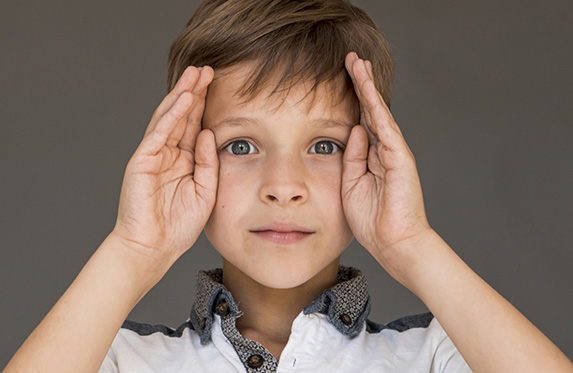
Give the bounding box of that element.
[202,64,358,289]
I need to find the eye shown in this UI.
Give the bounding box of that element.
[224,139,258,155]
[309,140,341,155]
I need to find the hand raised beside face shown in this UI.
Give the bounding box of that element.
[111,66,218,264]
[342,52,433,267]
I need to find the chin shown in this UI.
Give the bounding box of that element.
[207,228,352,290]
[250,266,318,289]
[226,253,343,290]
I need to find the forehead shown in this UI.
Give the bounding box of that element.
[203,63,359,128]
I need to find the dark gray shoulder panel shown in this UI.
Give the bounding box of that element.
[366,312,434,333]
[121,320,194,337]
[365,319,386,333]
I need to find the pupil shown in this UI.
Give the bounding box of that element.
[232,141,250,154]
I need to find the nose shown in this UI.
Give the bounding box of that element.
[259,153,309,205]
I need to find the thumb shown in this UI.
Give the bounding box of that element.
[342,125,369,190]
[192,129,219,209]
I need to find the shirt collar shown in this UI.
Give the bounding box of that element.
[189,265,371,344]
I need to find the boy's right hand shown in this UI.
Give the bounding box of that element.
[111,66,217,267]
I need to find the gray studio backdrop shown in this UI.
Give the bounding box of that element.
[1,0,572,366]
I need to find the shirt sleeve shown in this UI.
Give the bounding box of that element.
[432,333,473,373]
[98,346,119,373]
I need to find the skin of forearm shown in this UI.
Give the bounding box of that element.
[374,229,572,372]
[5,233,170,373]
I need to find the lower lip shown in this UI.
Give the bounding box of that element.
[251,231,314,245]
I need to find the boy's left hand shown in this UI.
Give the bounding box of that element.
[342,52,432,272]
[342,54,573,373]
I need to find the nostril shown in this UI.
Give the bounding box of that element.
[265,194,303,203]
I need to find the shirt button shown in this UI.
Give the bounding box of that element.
[339,313,352,326]
[247,354,264,369]
[215,300,230,317]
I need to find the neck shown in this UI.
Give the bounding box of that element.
[221,258,340,360]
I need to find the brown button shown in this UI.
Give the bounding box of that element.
[339,313,352,326]
[247,354,264,369]
[200,318,206,330]
[215,300,230,317]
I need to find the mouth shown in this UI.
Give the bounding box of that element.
[250,223,315,245]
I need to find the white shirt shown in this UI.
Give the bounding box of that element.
[100,267,471,372]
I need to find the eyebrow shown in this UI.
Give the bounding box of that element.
[309,118,354,129]
[210,116,354,130]
[209,116,262,130]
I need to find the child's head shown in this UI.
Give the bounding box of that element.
[168,0,394,107]
[168,0,394,288]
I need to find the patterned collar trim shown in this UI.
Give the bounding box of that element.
[189,265,371,345]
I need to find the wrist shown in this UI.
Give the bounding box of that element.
[100,232,174,299]
[370,227,447,292]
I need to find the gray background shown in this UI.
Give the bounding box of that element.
[1,0,572,367]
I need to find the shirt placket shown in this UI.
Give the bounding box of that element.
[211,295,279,373]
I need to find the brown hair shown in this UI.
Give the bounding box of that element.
[168,0,394,107]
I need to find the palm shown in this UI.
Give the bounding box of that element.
[120,149,197,251]
[342,53,429,255]
[113,66,217,260]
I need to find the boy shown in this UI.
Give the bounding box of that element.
[6,0,572,371]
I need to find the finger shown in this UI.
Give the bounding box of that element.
[347,55,415,167]
[179,66,215,152]
[361,79,417,165]
[365,60,375,81]
[155,66,201,119]
[361,78,405,146]
[192,129,219,210]
[350,58,396,142]
[138,91,194,156]
[342,125,369,188]
[345,53,370,118]
[346,54,377,144]
[344,52,359,83]
[190,65,214,96]
[345,52,365,103]
[171,66,214,150]
[144,66,202,138]
[364,60,403,137]
[147,67,214,152]
[357,59,403,135]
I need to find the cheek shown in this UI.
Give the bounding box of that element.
[206,161,254,228]
[309,159,343,199]
[317,174,354,249]
[309,160,349,223]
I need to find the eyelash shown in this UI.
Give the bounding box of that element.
[222,139,344,155]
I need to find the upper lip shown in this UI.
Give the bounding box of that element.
[250,222,315,233]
